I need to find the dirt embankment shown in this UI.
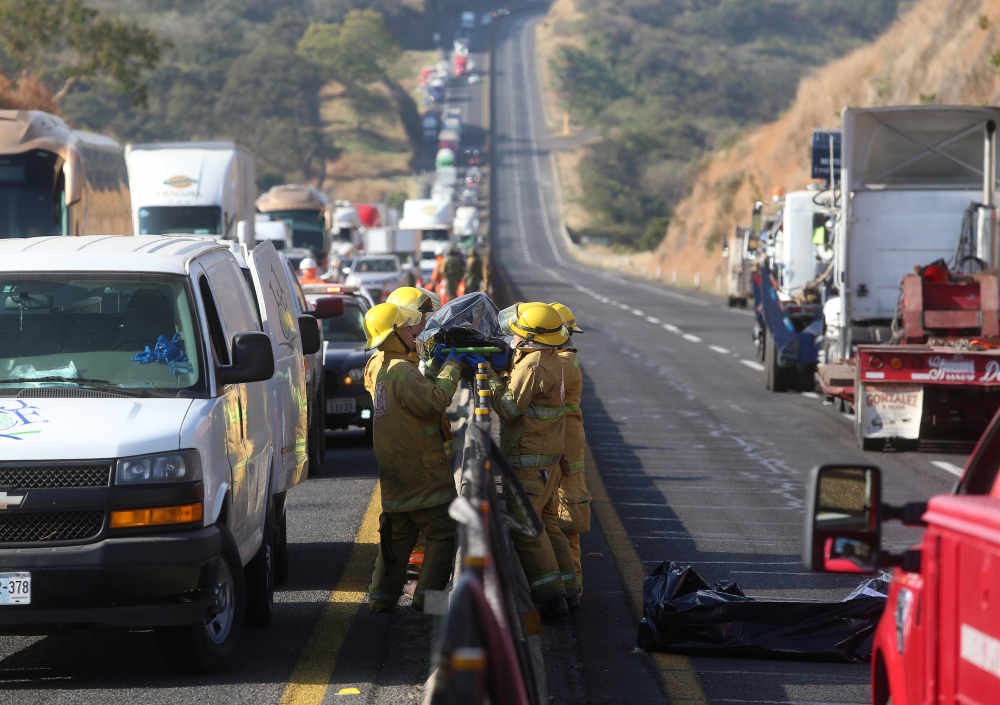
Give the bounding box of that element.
[656,0,1000,289]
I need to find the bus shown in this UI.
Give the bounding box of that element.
[0,110,132,239]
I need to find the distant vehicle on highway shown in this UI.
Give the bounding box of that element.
[127,141,255,243]
[460,188,479,206]
[481,13,492,25]
[465,149,481,165]
[256,184,330,265]
[461,10,475,28]
[429,79,445,102]
[0,110,132,239]
[342,255,402,303]
[254,216,293,251]
[468,74,481,84]
[422,112,440,142]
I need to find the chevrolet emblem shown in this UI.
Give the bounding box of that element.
[0,491,25,510]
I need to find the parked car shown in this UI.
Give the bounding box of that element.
[0,235,322,674]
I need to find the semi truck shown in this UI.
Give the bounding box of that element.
[126,141,255,244]
[399,199,453,281]
[454,55,468,77]
[754,188,835,392]
[0,110,132,239]
[726,224,756,308]
[815,106,1000,450]
[803,406,1000,705]
[256,184,329,264]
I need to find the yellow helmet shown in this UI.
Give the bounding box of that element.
[499,302,568,347]
[363,303,422,351]
[550,302,583,333]
[387,286,441,313]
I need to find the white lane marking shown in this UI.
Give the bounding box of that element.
[932,461,965,477]
[631,309,644,316]
[740,359,765,371]
[618,303,630,311]
[663,324,680,333]
[682,334,702,343]
[840,413,854,421]
[708,345,730,354]
[645,316,660,324]
[800,391,820,399]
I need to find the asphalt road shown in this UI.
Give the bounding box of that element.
[487,7,969,704]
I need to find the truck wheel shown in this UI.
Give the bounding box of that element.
[307,413,322,478]
[727,296,737,308]
[764,333,794,392]
[795,363,817,392]
[274,504,289,585]
[854,392,885,451]
[156,525,245,674]
[245,498,275,628]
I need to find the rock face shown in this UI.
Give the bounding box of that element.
[656,0,1000,286]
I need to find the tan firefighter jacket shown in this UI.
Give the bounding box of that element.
[487,346,566,469]
[364,337,462,512]
[558,348,584,472]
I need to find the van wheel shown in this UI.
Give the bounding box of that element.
[274,503,289,585]
[156,525,245,674]
[245,498,275,628]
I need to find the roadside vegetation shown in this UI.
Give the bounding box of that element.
[0,0,464,194]
[549,0,901,251]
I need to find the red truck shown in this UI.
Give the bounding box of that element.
[803,409,1000,704]
[454,55,468,77]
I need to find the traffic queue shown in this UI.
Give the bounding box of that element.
[359,289,591,622]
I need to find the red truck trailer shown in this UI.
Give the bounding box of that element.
[804,406,1000,704]
[454,55,468,77]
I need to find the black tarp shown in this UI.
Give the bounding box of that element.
[636,562,888,663]
[416,292,511,362]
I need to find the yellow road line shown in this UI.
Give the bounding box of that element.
[278,483,382,705]
[585,445,708,704]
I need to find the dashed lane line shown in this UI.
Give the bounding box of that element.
[278,484,381,705]
[932,460,965,477]
[740,360,765,371]
[682,334,702,343]
[645,316,660,324]
[663,324,680,333]
[631,309,645,316]
[708,345,731,354]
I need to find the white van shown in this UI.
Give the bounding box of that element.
[126,142,256,244]
[254,217,293,251]
[0,235,322,674]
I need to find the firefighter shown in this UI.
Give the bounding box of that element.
[430,250,445,295]
[298,257,325,285]
[485,302,577,621]
[465,247,484,293]
[362,302,478,613]
[443,246,466,301]
[550,302,591,601]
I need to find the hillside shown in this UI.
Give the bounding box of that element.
[654,0,1000,289]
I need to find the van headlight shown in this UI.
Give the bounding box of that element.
[117,450,202,484]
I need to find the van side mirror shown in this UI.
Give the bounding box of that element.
[218,332,275,385]
[298,315,321,355]
[803,464,882,574]
[64,145,84,206]
[310,296,345,319]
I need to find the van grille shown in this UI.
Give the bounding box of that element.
[0,510,104,543]
[0,463,112,489]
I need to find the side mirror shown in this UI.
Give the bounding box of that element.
[803,464,882,574]
[298,314,321,355]
[64,145,84,206]
[218,332,275,385]
[311,296,345,319]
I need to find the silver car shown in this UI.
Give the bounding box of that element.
[342,255,402,304]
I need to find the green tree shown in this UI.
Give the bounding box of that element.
[297,9,402,86]
[0,0,164,107]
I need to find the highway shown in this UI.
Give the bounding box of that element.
[488,6,968,704]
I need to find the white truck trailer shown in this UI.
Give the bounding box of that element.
[399,199,453,281]
[126,142,255,244]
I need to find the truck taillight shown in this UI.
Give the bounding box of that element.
[911,357,924,370]
[869,356,884,369]
[890,357,903,370]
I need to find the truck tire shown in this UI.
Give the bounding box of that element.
[156,525,245,674]
[274,503,289,585]
[854,388,885,451]
[245,497,275,628]
[796,363,817,392]
[764,333,794,392]
[727,296,738,308]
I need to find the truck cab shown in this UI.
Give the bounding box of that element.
[803,408,1000,704]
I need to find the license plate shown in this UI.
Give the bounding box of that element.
[327,398,356,414]
[0,573,30,605]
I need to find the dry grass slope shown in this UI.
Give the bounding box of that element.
[655,0,1000,288]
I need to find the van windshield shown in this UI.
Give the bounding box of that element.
[0,150,67,239]
[0,273,206,397]
[139,206,222,235]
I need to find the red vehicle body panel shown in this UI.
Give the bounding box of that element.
[454,55,467,76]
[355,204,380,228]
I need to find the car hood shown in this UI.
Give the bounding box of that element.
[323,343,371,373]
[0,397,194,460]
[348,273,398,285]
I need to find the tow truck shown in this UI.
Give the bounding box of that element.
[803,404,1000,704]
[815,106,1000,449]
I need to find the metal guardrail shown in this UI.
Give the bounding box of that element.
[425,364,546,705]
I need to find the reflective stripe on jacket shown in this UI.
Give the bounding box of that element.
[558,348,585,472]
[487,347,566,469]
[364,338,462,512]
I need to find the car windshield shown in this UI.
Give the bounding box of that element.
[352,259,398,273]
[321,302,367,342]
[0,150,67,239]
[139,206,222,235]
[0,273,205,397]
